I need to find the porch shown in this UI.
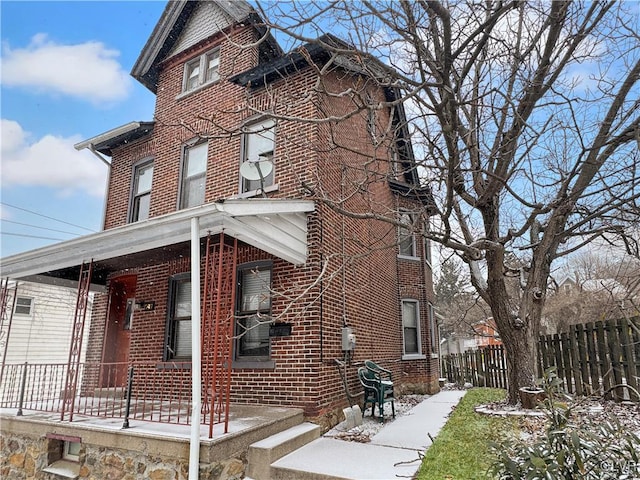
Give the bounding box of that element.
[0,361,262,434]
[2,398,304,479]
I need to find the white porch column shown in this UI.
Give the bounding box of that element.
[189,216,201,480]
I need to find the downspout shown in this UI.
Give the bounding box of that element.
[82,145,111,230]
[189,217,202,480]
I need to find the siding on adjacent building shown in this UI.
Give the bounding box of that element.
[2,281,92,364]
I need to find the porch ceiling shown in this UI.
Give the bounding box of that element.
[0,199,315,288]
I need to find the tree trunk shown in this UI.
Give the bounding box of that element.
[483,238,539,403]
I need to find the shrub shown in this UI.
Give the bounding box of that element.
[488,368,640,479]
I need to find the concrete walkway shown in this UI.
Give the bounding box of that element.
[271,390,467,480]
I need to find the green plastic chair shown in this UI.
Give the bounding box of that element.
[364,359,393,384]
[357,366,395,421]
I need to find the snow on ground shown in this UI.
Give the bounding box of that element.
[324,394,428,443]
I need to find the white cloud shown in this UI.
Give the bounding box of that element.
[1,34,132,103]
[1,119,108,197]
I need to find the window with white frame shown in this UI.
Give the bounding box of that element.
[43,434,82,477]
[402,299,421,356]
[165,274,192,360]
[236,264,272,359]
[183,49,220,93]
[398,212,417,257]
[241,118,275,193]
[130,160,153,222]
[14,296,33,315]
[63,441,81,462]
[180,142,207,209]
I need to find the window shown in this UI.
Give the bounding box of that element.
[44,434,82,477]
[236,264,272,359]
[398,212,417,257]
[14,296,33,315]
[63,441,81,462]
[241,118,275,193]
[402,299,421,356]
[182,49,220,92]
[124,298,134,331]
[165,274,192,359]
[130,160,153,222]
[180,142,207,209]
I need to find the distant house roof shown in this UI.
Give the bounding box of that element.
[131,0,282,93]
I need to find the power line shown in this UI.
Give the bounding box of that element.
[1,232,64,241]
[1,219,82,236]
[0,202,96,232]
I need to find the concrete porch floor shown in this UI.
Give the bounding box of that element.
[1,403,305,464]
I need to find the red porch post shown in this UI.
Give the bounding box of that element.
[60,261,93,421]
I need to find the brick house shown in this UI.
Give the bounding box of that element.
[1,0,437,432]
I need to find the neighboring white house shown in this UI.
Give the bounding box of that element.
[1,281,93,365]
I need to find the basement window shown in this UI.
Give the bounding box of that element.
[64,441,81,461]
[43,434,82,478]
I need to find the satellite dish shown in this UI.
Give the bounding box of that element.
[239,159,273,181]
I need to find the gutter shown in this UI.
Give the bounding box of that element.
[73,122,143,152]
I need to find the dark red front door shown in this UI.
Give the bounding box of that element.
[102,275,136,387]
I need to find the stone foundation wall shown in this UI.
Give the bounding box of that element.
[1,420,245,480]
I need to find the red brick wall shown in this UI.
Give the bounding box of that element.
[88,25,437,423]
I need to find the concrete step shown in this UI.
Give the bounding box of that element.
[92,387,126,399]
[198,406,305,464]
[246,422,321,480]
[270,463,350,480]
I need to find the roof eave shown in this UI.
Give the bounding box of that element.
[0,199,316,282]
[74,122,154,156]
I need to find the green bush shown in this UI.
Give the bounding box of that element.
[488,368,640,480]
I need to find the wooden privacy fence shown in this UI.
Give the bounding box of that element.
[440,345,508,389]
[538,317,640,402]
[441,317,640,402]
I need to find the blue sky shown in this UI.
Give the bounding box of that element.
[1,1,167,258]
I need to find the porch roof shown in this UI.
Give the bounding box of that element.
[0,199,315,288]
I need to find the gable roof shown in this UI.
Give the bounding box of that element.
[131,0,282,93]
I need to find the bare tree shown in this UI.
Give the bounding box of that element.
[250,0,640,402]
[544,250,640,333]
[435,255,489,339]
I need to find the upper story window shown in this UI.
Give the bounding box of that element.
[165,274,191,360]
[236,264,272,360]
[130,160,153,222]
[398,211,417,258]
[183,49,220,93]
[14,296,33,315]
[241,118,275,194]
[180,142,208,209]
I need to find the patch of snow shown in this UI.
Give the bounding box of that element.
[324,395,428,443]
